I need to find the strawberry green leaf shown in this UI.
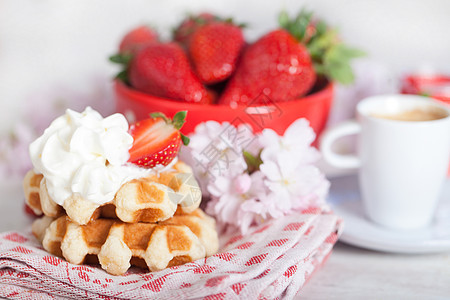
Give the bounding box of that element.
[150,111,188,131]
[180,133,190,146]
[110,53,133,84]
[243,150,263,174]
[115,70,130,85]
[327,63,355,85]
[312,63,326,75]
[313,21,327,38]
[420,92,431,97]
[278,11,290,30]
[217,17,246,28]
[279,9,312,43]
[172,111,187,130]
[335,45,366,60]
[279,8,365,84]
[149,112,167,118]
[150,112,170,123]
[109,53,133,65]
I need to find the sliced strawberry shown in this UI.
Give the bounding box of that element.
[119,25,159,55]
[128,111,189,168]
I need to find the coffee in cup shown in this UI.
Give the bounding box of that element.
[372,107,447,122]
[320,94,450,230]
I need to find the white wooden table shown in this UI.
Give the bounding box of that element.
[1,178,449,299]
[301,243,450,299]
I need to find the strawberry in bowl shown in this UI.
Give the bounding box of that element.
[218,29,316,107]
[111,9,363,138]
[129,42,214,104]
[119,25,159,55]
[187,21,245,85]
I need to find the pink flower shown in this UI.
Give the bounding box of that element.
[207,171,272,234]
[186,118,330,234]
[180,121,253,197]
[259,118,320,165]
[258,119,329,213]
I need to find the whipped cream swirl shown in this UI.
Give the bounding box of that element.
[30,107,164,205]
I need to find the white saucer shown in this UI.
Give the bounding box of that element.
[328,175,450,254]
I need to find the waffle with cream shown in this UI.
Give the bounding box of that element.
[24,160,201,225]
[25,107,217,274]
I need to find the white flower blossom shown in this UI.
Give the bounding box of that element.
[183,118,330,234]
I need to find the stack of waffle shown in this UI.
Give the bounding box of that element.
[24,161,219,275]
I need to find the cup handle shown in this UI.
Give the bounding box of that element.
[320,120,361,169]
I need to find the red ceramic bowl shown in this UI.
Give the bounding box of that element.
[115,80,334,137]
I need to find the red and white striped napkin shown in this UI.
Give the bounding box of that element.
[0,208,342,299]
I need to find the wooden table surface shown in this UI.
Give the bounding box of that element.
[300,242,450,299]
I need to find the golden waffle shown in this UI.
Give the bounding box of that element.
[23,171,63,217]
[31,215,54,243]
[24,161,202,225]
[32,209,219,275]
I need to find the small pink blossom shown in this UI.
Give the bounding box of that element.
[233,174,252,194]
[259,119,320,165]
[206,171,271,234]
[186,118,330,234]
[179,121,253,197]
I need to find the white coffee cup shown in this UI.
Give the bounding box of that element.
[320,94,450,230]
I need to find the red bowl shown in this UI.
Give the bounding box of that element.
[115,80,334,137]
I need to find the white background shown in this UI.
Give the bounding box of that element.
[0,0,449,133]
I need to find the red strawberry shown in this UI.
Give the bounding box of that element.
[218,29,316,106]
[173,12,218,47]
[189,22,245,84]
[119,25,158,55]
[128,111,190,168]
[129,42,213,104]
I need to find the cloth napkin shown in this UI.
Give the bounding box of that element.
[0,208,342,300]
